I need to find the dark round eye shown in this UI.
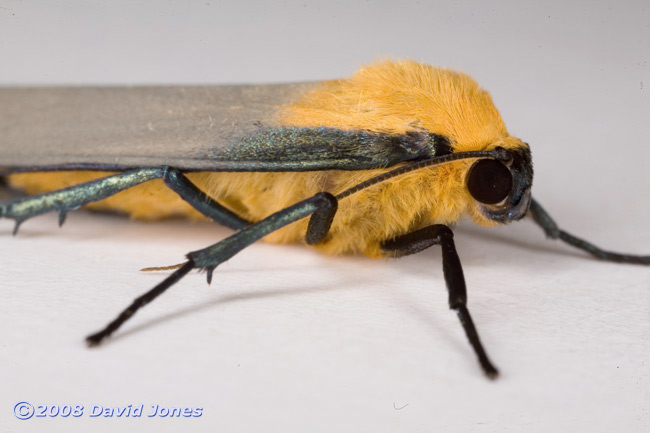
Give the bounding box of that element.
[467,159,513,205]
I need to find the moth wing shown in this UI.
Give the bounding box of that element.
[0,84,436,174]
[0,83,312,172]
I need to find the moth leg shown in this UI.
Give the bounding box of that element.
[86,192,338,346]
[529,198,649,265]
[382,225,499,379]
[0,166,250,233]
[160,167,250,229]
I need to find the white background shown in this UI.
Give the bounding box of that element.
[1,1,649,432]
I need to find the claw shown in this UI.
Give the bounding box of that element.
[58,211,67,227]
[12,220,22,236]
[206,267,214,285]
[85,333,104,347]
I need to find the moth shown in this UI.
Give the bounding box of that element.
[1,60,647,379]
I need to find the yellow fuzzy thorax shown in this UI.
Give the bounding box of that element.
[8,60,528,257]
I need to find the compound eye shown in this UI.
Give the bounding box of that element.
[467,159,513,205]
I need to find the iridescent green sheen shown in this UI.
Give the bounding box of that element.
[210,127,444,171]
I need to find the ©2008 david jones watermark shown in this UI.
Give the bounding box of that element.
[14,402,203,420]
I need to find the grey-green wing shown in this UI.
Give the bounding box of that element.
[0,84,439,173]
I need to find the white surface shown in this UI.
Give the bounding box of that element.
[1,1,649,432]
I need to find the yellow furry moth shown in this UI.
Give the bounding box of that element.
[0,60,647,379]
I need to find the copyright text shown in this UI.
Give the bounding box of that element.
[14,402,203,420]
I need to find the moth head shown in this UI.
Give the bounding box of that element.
[467,143,533,225]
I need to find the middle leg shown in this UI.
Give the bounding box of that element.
[85,191,338,345]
